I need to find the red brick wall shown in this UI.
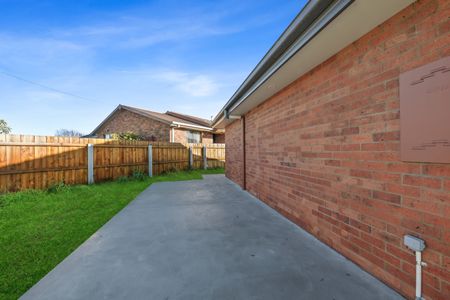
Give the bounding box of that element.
[173,128,213,143]
[95,109,170,141]
[225,1,450,299]
[225,119,244,188]
[202,132,213,144]
[173,128,186,143]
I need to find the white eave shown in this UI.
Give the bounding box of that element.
[213,0,415,129]
[171,121,214,132]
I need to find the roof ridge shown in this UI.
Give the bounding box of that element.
[121,104,165,116]
[166,111,211,123]
[120,104,211,127]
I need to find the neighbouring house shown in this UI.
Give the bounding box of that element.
[88,104,225,143]
[213,0,449,299]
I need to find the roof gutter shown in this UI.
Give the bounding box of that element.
[212,0,353,127]
[171,121,213,131]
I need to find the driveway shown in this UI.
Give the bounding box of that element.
[22,175,403,300]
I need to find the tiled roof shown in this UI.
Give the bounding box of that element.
[165,111,211,127]
[120,105,211,128]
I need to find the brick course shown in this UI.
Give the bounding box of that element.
[225,1,450,299]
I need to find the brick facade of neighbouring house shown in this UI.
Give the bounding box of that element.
[172,128,214,144]
[202,132,213,144]
[96,109,171,141]
[94,107,223,144]
[225,1,450,299]
[173,128,186,143]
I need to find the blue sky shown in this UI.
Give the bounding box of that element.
[0,0,306,135]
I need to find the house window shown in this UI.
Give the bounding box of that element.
[187,131,201,143]
[104,134,112,139]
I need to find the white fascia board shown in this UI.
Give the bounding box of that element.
[171,121,213,131]
[215,0,414,127]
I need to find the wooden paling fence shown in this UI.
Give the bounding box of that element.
[187,143,226,170]
[0,135,225,193]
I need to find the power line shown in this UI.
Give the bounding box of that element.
[0,69,104,104]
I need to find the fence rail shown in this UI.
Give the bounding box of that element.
[0,134,225,192]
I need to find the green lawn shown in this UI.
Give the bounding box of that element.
[0,168,224,299]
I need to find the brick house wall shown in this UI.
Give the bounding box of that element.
[225,1,449,299]
[202,132,213,144]
[173,128,186,143]
[173,128,214,144]
[225,119,244,188]
[95,109,170,141]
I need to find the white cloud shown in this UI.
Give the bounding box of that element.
[24,90,67,103]
[0,34,92,78]
[45,9,243,50]
[155,71,219,97]
[0,0,281,134]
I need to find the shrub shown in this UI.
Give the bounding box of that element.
[111,132,144,141]
[167,167,179,173]
[115,176,130,183]
[47,182,68,193]
[132,170,146,181]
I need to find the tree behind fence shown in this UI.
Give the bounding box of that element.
[0,134,225,192]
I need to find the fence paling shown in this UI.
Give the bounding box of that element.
[0,134,225,192]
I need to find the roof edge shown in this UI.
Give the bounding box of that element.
[166,111,211,127]
[212,0,350,127]
[87,104,122,137]
[88,104,173,136]
[172,121,213,131]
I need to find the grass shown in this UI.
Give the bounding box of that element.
[0,168,224,299]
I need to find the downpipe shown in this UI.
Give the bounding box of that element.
[404,235,426,300]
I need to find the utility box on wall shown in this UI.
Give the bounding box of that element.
[400,56,450,163]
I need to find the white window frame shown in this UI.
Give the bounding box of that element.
[186,131,201,143]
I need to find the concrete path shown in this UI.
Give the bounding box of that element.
[22,175,403,300]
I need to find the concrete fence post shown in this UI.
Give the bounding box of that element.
[189,146,193,169]
[87,144,94,184]
[148,144,153,177]
[203,146,208,170]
